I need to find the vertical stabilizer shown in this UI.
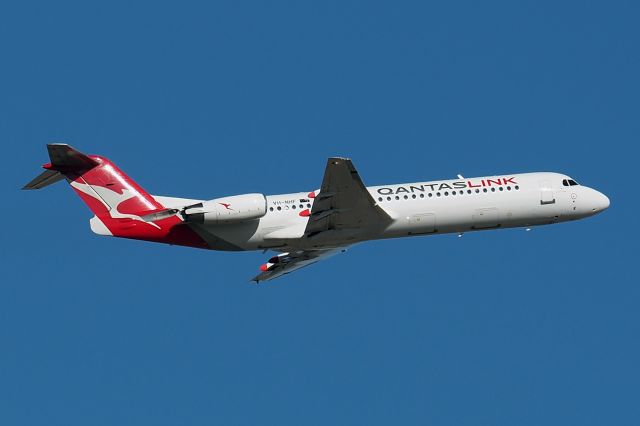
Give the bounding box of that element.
[23,144,208,249]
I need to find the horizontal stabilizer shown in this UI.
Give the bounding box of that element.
[22,169,65,190]
[23,143,100,190]
[46,143,100,172]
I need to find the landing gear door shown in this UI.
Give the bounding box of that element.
[408,213,436,234]
[472,208,499,229]
[539,180,555,205]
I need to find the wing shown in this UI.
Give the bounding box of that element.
[304,157,392,238]
[251,248,347,283]
[252,157,387,283]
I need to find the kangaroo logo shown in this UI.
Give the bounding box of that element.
[219,202,234,211]
[71,181,161,229]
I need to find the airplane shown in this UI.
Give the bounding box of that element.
[24,144,610,283]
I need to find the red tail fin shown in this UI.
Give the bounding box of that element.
[29,144,207,248]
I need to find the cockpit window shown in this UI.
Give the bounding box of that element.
[562,178,580,186]
[562,179,568,186]
[568,179,579,186]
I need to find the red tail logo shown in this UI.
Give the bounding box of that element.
[64,155,207,248]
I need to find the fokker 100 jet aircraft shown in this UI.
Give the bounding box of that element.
[24,144,610,282]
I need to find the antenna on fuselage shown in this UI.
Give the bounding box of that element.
[457,174,464,179]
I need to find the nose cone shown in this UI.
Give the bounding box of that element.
[598,192,610,210]
[590,190,610,214]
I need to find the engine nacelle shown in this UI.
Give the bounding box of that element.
[184,193,267,224]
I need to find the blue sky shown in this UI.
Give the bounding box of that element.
[2,1,639,425]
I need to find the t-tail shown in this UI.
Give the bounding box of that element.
[23,144,207,248]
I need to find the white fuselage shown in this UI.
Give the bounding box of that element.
[181,172,609,251]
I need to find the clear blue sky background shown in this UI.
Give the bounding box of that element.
[1,1,638,425]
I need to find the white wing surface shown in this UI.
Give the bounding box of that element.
[251,248,347,283]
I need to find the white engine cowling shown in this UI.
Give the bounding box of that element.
[184,193,267,224]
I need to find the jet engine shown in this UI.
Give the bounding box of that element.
[183,193,267,224]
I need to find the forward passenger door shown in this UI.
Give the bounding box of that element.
[539,180,556,205]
